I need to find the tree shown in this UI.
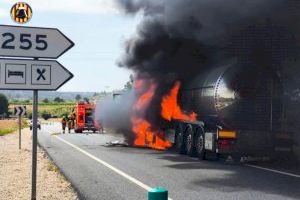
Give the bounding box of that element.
[42,98,49,103]
[75,94,82,101]
[0,93,9,116]
[54,97,64,103]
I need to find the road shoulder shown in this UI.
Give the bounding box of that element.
[0,128,79,200]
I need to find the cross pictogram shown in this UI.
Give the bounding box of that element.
[37,68,46,81]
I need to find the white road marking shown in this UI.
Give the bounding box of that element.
[53,135,173,200]
[44,126,300,194]
[245,164,300,178]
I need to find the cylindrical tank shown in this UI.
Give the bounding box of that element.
[181,62,282,131]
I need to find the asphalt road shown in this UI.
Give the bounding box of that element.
[37,122,300,200]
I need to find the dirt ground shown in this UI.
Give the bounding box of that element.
[0,128,79,200]
[0,119,18,128]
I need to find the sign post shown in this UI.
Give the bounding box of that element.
[31,90,38,200]
[0,25,74,200]
[19,115,21,149]
[14,105,26,149]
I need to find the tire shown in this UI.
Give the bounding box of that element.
[185,124,195,156]
[195,127,206,160]
[175,123,186,154]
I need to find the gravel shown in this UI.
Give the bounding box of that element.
[0,128,79,200]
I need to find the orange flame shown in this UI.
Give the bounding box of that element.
[131,80,172,150]
[161,81,197,121]
[131,117,171,150]
[133,83,156,111]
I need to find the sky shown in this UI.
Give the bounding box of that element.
[0,0,141,92]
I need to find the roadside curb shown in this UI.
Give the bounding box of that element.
[37,140,83,200]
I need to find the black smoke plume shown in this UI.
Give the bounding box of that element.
[117,0,299,75]
[99,0,300,153]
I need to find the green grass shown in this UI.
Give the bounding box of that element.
[0,119,28,136]
[0,127,18,136]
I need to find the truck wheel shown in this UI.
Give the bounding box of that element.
[185,124,195,156]
[175,123,186,154]
[195,127,205,160]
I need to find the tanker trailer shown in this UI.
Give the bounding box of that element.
[166,63,293,161]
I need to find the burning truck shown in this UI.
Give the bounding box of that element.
[98,0,300,161]
[123,60,293,161]
[161,62,293,160]
[99,61,294,161]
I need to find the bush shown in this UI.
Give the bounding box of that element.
[41,112,51,120]
[0,94,9,116]
[54,97,64,103]
[43,98,49,103]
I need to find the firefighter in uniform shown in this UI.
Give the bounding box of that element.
[61,116,67,133]
[71,113,76,129]
[67,116,73,133]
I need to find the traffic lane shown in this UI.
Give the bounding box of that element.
[46,132,300,199]
[45,121,300,176]
[72,142,300,200]
[39,124,300,200]
[38,127,147,200]
[245,160,300,176]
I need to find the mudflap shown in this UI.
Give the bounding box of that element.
[204,132,219,160]
[204,132,215,151]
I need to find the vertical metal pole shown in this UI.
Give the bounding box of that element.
[270,79,273,132]
[31,90,38,200]
[19,115,21,150]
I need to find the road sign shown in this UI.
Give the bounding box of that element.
[14,105,26,116]
[0,25,74,59]
[0,24,74,200]
[0,58,73,90]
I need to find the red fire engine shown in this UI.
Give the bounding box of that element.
[73,102,102,133]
